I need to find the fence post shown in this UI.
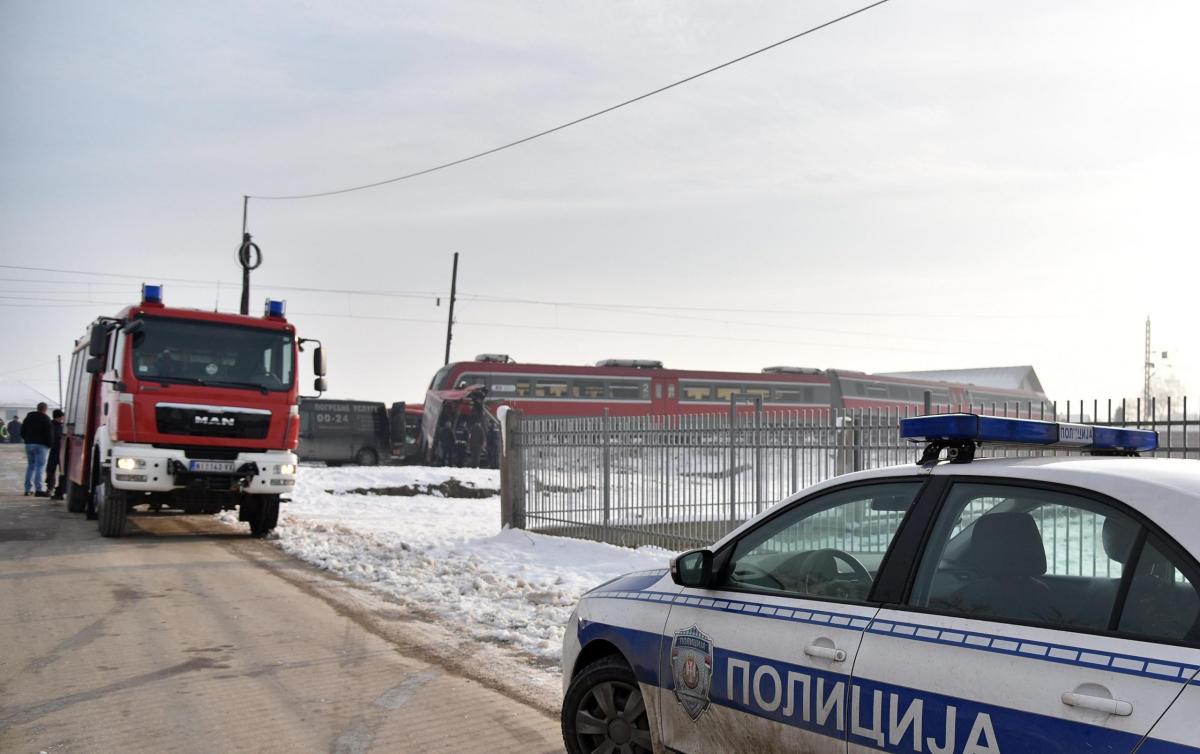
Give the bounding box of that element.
[728,397,737,528]
[754,398,764,514]
[602,408,611,544]
[500,409,525,530]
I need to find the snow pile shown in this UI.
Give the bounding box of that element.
[242,465,673,662]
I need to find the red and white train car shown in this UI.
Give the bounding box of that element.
[427,356,1050,418]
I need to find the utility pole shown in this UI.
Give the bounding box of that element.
[1143,316,1153,412]
[237,196,262,315]
[443,252,459,366]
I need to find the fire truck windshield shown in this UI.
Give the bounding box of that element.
[128,316,295,392]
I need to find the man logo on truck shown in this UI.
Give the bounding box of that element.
[194,416,236,427]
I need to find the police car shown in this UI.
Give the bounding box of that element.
[560,415,1200,754]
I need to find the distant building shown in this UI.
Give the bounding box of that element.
[879,366,1047,397]
[0,380,59,423]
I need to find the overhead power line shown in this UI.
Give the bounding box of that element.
[246,0,893,201]
[0,263,1083,322]
[290,310,956,356]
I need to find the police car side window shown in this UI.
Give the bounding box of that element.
[1119,535,1200,643]
[717,482,920,602]
[909,483,1139,631]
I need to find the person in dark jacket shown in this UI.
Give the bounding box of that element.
[6,415,21,444]
[467,419,485,468]
[21,403,53,496]
[46,408,66,500]
[436,418,456,467]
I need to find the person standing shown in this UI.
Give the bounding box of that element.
[436,418,456,467]
[21,403,53,496]
[6,415,21,444]
[46,408,66,500]
[467,419,485,468]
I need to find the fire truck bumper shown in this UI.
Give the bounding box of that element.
[107,444,298,495]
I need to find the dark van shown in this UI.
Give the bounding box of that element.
[298,398,424,466]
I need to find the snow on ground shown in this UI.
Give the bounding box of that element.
[229,464,674,667]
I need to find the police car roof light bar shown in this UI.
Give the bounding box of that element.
[900,413,1158,464]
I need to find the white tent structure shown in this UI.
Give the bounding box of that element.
[879,366,1047,396]
[0,380,59,424]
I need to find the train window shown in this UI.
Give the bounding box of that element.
[680,383,713,401]
[865,384,889,398]
[771,385,818,404]
[667,384,676,399]
[431,364,455,390]
[887,385,916,402]
[534,380,569,398]
[715,384,740,401]
[653,383,663,400]
[455,372,484,389]
[513,377,533,398]
[743,386,770,400]
[610,380,649,400]
[572,379,608,400]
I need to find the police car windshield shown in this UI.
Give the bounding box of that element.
[128,316,294,392]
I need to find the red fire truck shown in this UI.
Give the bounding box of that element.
[60,284,327,537]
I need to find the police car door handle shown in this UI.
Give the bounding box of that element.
[803,644,847,663]
[1060,692,1133,717]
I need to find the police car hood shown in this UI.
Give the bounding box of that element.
[584,569,670,597]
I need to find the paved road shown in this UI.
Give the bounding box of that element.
[0,445,563,753]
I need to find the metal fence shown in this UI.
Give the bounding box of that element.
[500,397,1199,552]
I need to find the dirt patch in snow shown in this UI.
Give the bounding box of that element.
[331,479,499,499]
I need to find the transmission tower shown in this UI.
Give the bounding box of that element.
[1143,316,1153,412]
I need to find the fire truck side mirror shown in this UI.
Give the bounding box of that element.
[313,346,328,377]
[85,356,104,374]
[88,323,109,358]
[314,377,328,393]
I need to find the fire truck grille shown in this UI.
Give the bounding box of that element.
[155,405,272,440]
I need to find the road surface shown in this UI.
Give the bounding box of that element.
[0,445,563,753]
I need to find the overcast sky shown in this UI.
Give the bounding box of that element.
[2,0,1197,407]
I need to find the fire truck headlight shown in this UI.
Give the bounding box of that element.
[115,457,145,470]
[275,463,297,476]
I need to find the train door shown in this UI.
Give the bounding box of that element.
[651,377,676,415]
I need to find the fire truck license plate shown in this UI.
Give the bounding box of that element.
[189,460,236,473]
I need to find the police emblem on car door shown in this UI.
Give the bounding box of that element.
[658,481,924,754]
[671,626,714,720]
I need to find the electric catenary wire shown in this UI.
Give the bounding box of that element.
[244,0,892,201]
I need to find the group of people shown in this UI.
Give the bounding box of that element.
[435,415,493,468]
[4,403,66,498]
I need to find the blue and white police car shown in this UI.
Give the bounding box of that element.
[560,415,1200,754]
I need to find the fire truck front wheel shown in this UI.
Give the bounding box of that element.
[96,471,129,538]
[246,495,280,538]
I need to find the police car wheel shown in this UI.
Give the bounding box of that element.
[562,656,653,754]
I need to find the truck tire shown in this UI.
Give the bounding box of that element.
[96,472,128,538]
[355,447,379,466]
[66,478,88,514]
[248,495,280,538]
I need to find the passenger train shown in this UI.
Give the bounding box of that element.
[427,355,1050,418]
